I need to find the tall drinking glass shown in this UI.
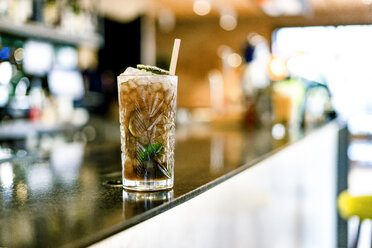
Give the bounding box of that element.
[117,73,177,191]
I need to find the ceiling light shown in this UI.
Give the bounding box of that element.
[193,0,211,16]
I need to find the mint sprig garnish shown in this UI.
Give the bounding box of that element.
[138,142,171,178]
[138,143,164,163]
[137,64,169,75]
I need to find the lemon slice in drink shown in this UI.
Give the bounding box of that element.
[128,109,148,137]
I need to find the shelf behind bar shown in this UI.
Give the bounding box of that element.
[0,20,103,48]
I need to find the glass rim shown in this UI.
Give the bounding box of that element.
[118,74,178,78]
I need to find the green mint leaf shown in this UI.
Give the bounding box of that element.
[136,64,169,75]
[138,143,171,178]
[138,143,164,164]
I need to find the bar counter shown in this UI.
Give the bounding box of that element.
[0,119,344,247]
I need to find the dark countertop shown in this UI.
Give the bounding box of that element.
[0,120,337,247]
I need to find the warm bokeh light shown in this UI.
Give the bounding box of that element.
[217,45,232,59]
[268,56,288,81]
[193,0,211,16]
[219,14,237,31]
[78,46,98,69]
[227,53,242,68]
[14,48,24,63]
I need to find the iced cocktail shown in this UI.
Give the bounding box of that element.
[117,65,177,191]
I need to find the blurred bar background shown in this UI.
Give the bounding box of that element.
[0,0,371,127]
[1,0,372,193]
[1,1,372,246]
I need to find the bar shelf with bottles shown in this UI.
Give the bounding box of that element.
[0,1,101,137]
[0,0,103,48]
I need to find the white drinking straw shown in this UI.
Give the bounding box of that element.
[169,38,181,75]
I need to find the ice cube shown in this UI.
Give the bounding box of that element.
[122,67,153,76]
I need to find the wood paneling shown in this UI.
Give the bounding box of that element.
[156,18,272,108]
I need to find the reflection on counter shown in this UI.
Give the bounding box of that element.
[122,190,174,219]
[0,152,107,247]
